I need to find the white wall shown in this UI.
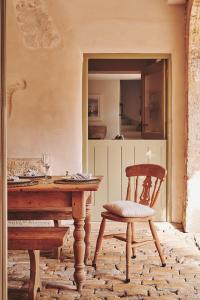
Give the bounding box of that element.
[7,0,186,222]
[88,80,120,139]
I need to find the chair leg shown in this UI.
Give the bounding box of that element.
[149,220,166,267]
[131,222,136,259]
[28,250,41,300]
[92,217,106,268]
[125,222,132,283]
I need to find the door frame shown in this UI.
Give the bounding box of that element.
[82,53,172,222]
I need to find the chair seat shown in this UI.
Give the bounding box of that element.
[101,211,153,223]
[103,200,155,218]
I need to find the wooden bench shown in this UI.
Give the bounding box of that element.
[8,227,69,300]
[8,191,92,260]
[8,206,72,258]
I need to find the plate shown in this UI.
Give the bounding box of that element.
[61,174,98,181]
[55,177,100,184]
[8,178,31,185]
[19,175,45,179]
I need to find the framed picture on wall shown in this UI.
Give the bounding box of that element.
[88,94,102,121]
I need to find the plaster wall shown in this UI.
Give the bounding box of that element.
[88,80,120,139]
[7,0,185,222]
[186,0,200,232]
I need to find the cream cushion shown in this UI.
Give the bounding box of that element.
[103,200,155,218]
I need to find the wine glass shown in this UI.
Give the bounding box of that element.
[42,152,51,182]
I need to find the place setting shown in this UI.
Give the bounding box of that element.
[18,170,45,179]
[7,153,52,187]
[54,171,100,184]
[7,176,39,187]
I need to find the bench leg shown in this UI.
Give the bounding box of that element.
[53,220,62,259]
[28,250,41,300]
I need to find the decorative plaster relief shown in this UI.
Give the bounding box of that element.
[7,158,44,176]
[7,157,51,226]
[14,0,61,49]
[7,157,43,176]
[7,79,27,118]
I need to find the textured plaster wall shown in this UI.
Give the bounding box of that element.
[7,0,185,222]
[7,0,83,174]
[186,0,200,232]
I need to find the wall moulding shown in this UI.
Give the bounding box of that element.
[7,79,27,118]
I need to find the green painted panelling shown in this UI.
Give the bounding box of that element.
[88,140,166,221]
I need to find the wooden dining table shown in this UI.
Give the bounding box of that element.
[8,177,102,292]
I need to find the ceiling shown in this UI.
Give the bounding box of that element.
[88,73,141,80]
[167,0,187,4]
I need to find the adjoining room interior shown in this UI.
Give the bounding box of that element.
[88,59,166,141]
[88,71,142,140]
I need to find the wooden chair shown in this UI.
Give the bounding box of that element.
[93,164,166,283]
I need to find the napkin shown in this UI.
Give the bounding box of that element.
[24,169,41,177]
[70,173,93,180]
[7,176,19,181]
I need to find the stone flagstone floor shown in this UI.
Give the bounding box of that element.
[8,222,200,300]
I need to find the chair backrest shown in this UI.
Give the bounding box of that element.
[125,164,166,208]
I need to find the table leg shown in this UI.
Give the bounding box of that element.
[84,193,92,264]
[72,191,86,292]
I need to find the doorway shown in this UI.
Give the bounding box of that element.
[83,54,171,222]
